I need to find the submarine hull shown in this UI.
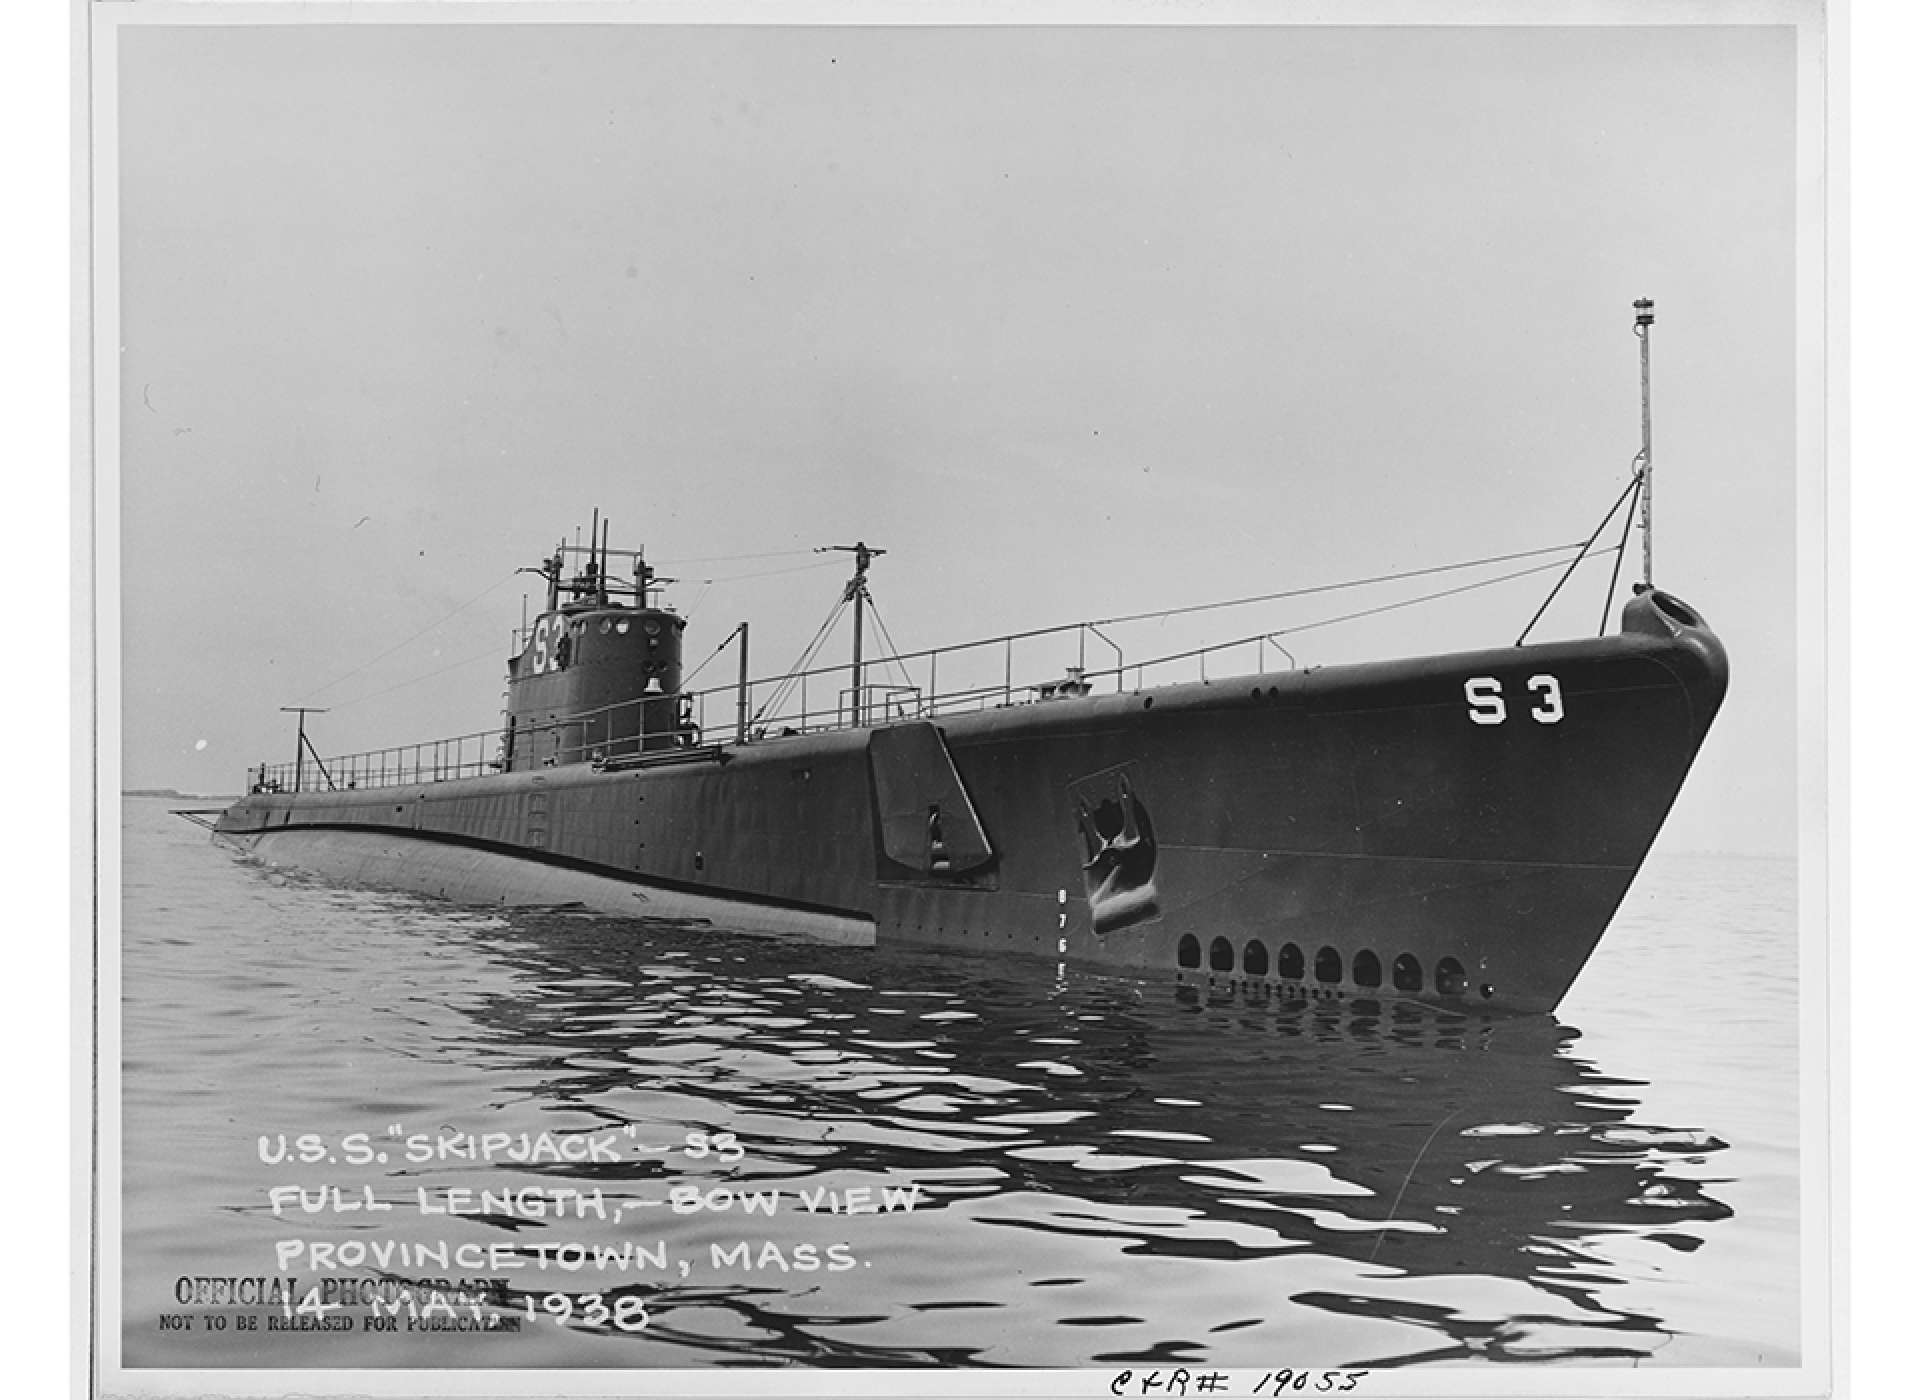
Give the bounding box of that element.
[216,593,1726,1015]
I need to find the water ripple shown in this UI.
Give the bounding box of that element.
[119,803,1797,1370]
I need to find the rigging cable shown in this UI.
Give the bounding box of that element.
[319,644,505,712]
[680,580,715,621]
[1599,471,1647,635]
[1513,474,1647,647]
[753,599,850,724]
[654,547,820,567]
[679,623,744,689]
[1127,550,1625,678]
[804,541,1598,679]
[674,558,846,587]
[293,569,521,707]
[760,606,844,722]
[1085,541,1587,634]
[863,599,917,692]
[661,559,845,623]
[1288,550,1622,642]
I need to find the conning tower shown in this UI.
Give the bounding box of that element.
[500,516,692,770]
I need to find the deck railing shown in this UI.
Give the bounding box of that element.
[243,541,1614,796]
[243,617,1301,796]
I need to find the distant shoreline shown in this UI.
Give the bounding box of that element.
[123,789,233,803]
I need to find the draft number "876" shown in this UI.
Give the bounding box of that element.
[1465,674,1564,726]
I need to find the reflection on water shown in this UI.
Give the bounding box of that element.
[118,800,1796,1371]
[440,922,1732,1367]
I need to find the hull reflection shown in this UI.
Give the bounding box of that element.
[377,910,1736,1367]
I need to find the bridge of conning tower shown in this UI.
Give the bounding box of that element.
[500,521,694,771]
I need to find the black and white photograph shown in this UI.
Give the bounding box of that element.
[85,1,1834,1394]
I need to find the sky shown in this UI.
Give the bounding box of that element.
[108,11,1811,856]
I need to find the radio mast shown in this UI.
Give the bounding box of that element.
[1634,298,1655,587]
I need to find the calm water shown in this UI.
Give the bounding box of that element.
[116,797,1800,1374]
